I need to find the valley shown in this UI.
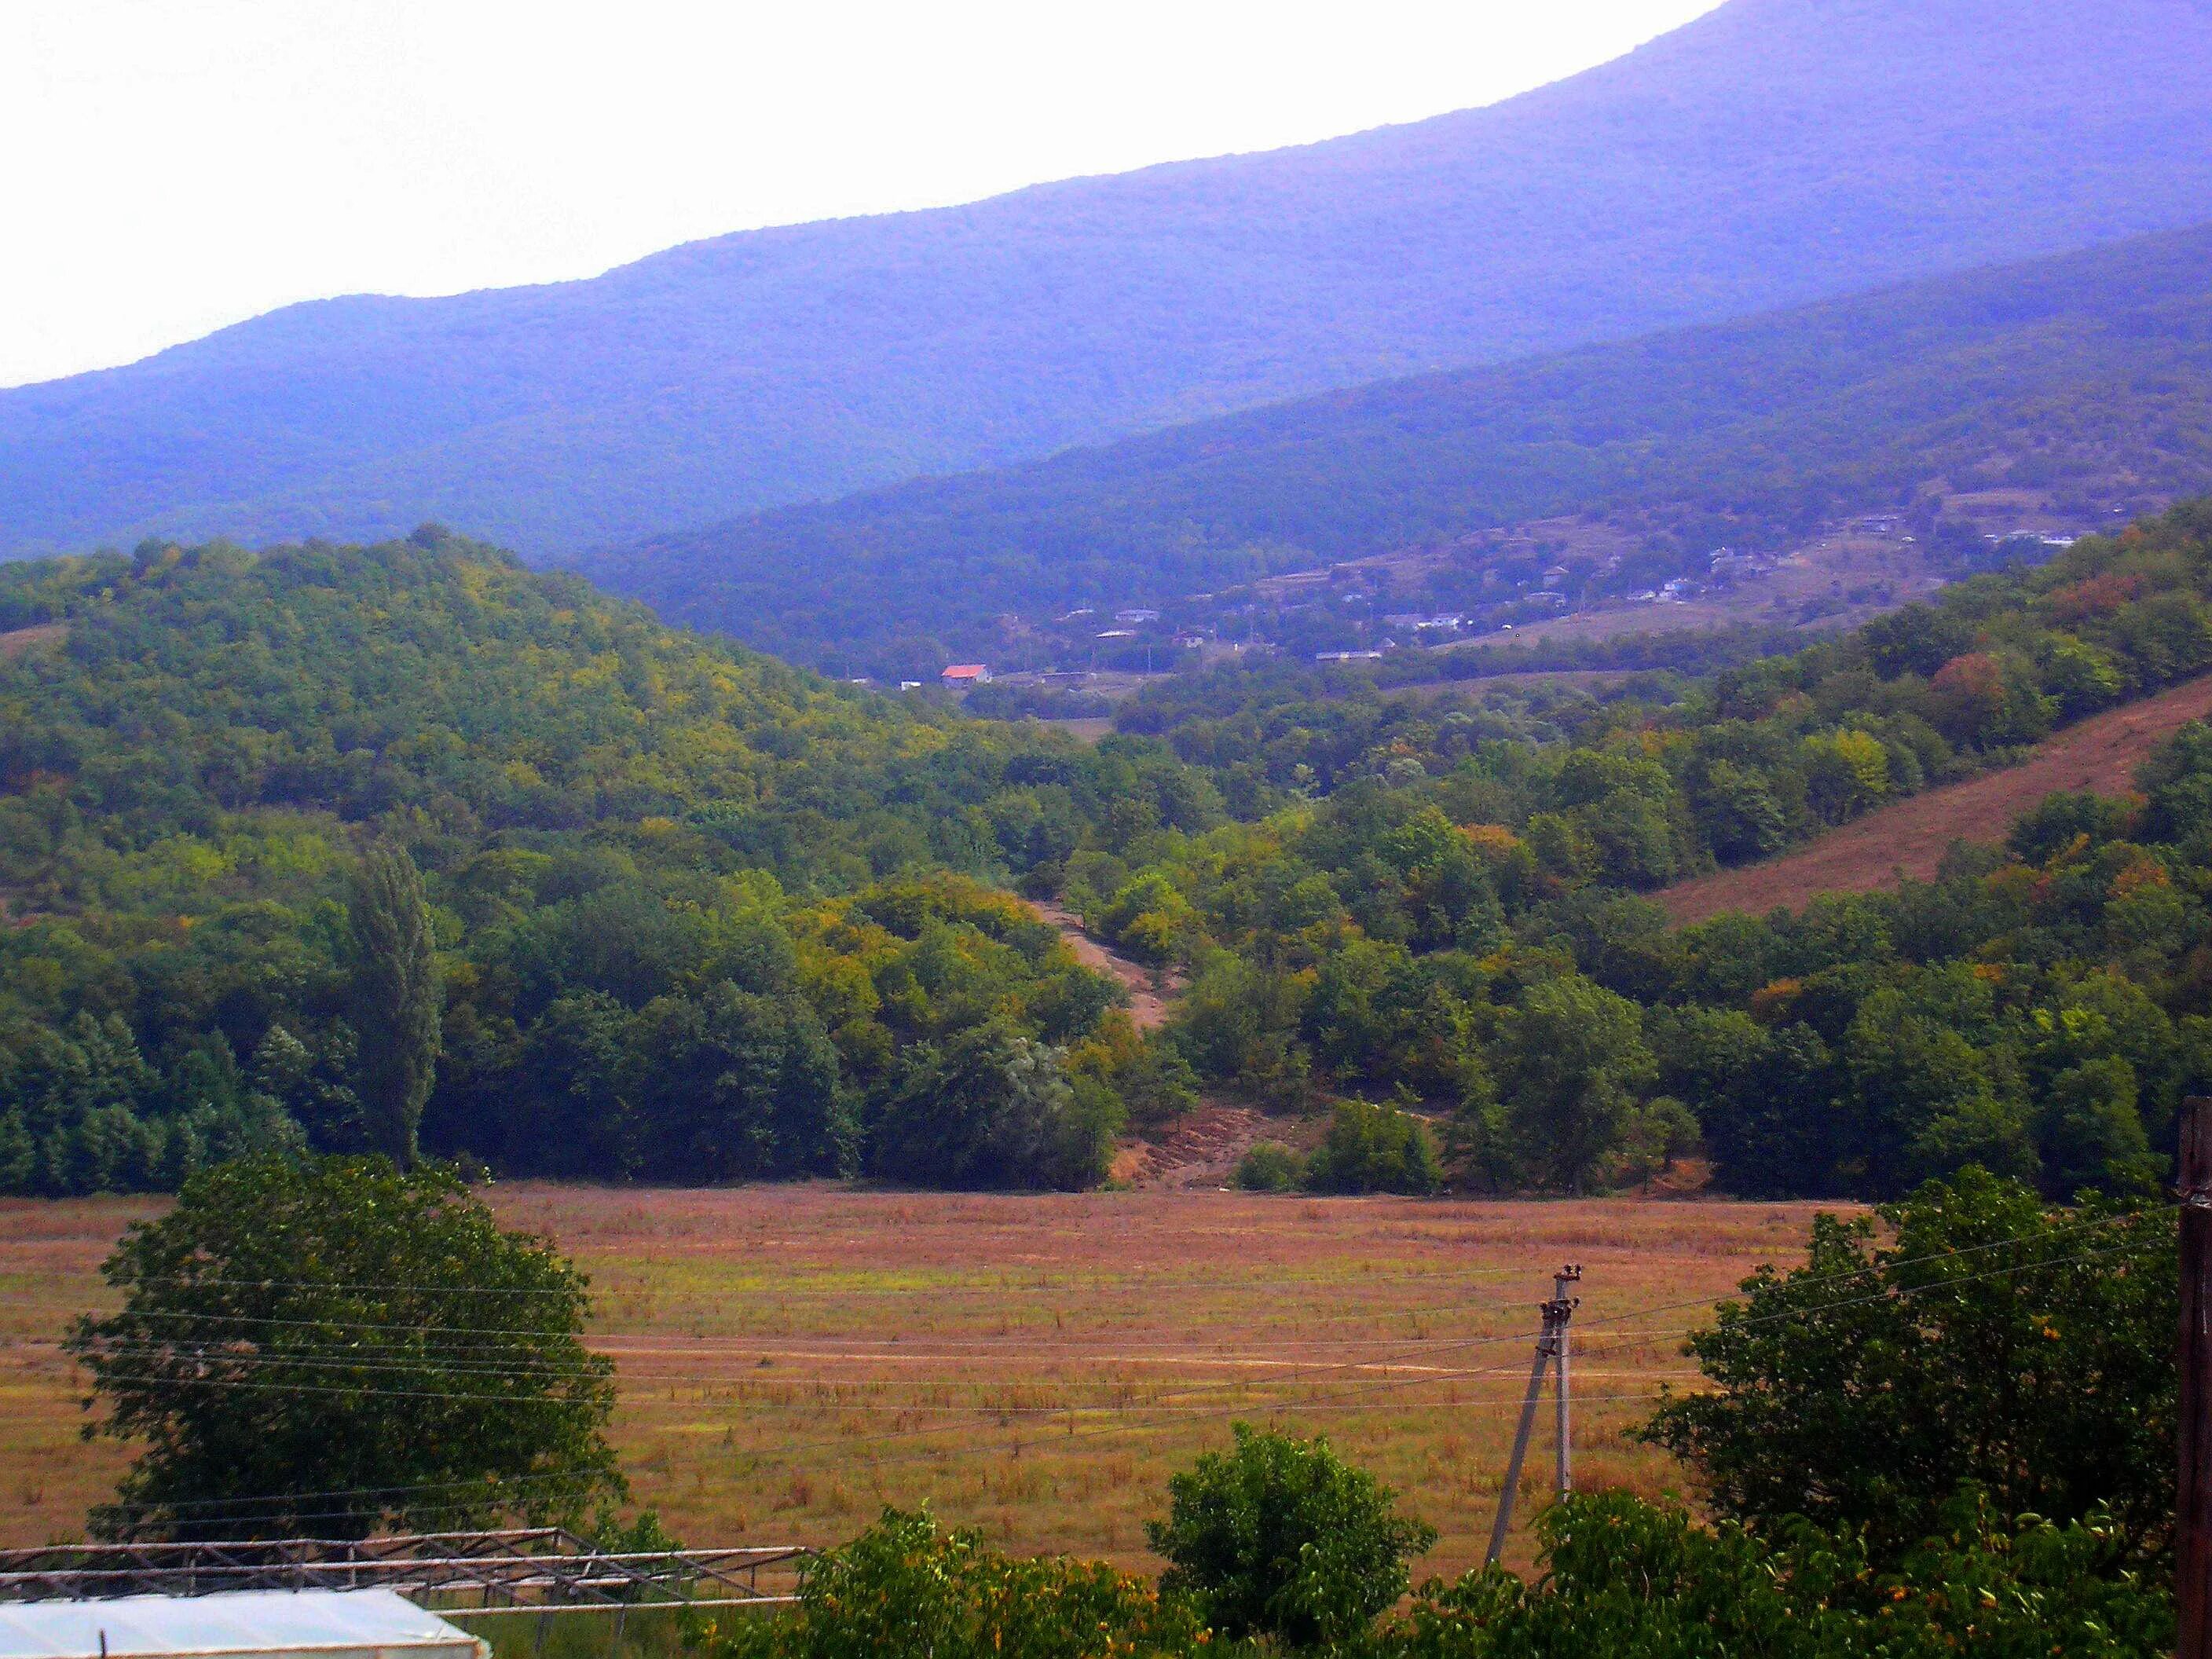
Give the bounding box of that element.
[592,218,2212,681]
[2,1,2205,1646]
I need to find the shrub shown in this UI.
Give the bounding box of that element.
[701,1507,1207,1659]
[1379,1489,2170,1659]
[1302,1101,1441,1195]
[1234,1141,1306,1192]
[1146,1423,1436,1646]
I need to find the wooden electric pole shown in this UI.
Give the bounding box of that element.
[1485,1264,1581,1568]
[2180,1097,2212,1659]
[1555,1263,1578,1497]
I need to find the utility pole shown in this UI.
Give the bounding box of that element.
[1485,1264,1582,1568]
[1555,1263,1578,1497]
[2181,1097,2212,1659]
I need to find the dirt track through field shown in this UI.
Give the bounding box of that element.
[1657,674,2212,925]
[0,1188,1829,1577]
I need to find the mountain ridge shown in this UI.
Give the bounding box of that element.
[577,218,2212,675]
[9,0,2212,559]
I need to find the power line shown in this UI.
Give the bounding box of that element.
[663,1222,2172,1478]
[57,1217,2148,1437]
[41,1207,2167,1534]
[24,1262,1545,1302]
[46,1217,2163,1447]
[65,1390,1694,1536]
[19,1330,1701,1393]
[0,1286,1555,1347]
[50,1205,2143,1357]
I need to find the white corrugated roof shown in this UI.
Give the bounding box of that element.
[0,1590,484,1659]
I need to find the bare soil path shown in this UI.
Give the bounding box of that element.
[1657,674,2212,925]
[1031,899,1181,1031]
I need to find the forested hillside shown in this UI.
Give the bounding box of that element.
[10,0,2212,558]
[1071,504,2212,1198]
[10,505,2212,1204]
[591,221,2212,676]
[0,532,1213,1195]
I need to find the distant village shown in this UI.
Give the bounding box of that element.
[891,513,2098,698]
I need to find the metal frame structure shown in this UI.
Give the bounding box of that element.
[0,1531,811,1613]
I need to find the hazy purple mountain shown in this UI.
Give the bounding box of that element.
[7,0,2212,559]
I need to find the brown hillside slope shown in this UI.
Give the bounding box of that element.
[0,624,64,659]
[1657,675,2212,925]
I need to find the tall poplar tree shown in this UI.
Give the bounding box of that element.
[347,842,441,1166]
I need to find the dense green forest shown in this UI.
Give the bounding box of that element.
[0,531,1211,1195]
[586,221,2212,678]
[9,504,2212,1201]
[1074,504,2212,1197]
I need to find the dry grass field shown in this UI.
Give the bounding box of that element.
[0,1186,1840,1581]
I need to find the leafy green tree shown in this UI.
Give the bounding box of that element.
[1383,1489,2170,1659]
[507,991,640,1177]
[1146,1423,1436,1647]
[1302,1100,1441,1195]
[0,1104,28,1189]
[67,1155,622,1540]
[1234,1141,1306,1192]
[1485,974,1654,1192]
[346,844,442,1166]
[870,1020,1115,1190]
[2038,1056,2155,1196]
[1168,950,1313,1110]
[1694,760,1790,863]
[1638,1170,2174,1564]
[628,985,856,1181]
[1066,1015,1199,1130]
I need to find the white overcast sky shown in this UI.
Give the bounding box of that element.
[2,0,1723,389]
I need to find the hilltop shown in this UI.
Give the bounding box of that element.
[0,534,1214,1196]
[9,0,2212,559]
[588,220,2212,676]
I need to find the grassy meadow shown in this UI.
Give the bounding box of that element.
[0,1186,1836,1581]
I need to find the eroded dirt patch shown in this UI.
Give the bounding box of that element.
[1657,674,2212,924]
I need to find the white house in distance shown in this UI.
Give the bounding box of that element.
[939,663,991,687]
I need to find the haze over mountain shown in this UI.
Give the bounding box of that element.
[580,221,2212,676]
[7,0,2212,562]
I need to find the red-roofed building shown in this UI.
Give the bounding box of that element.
[939,663,991,686]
